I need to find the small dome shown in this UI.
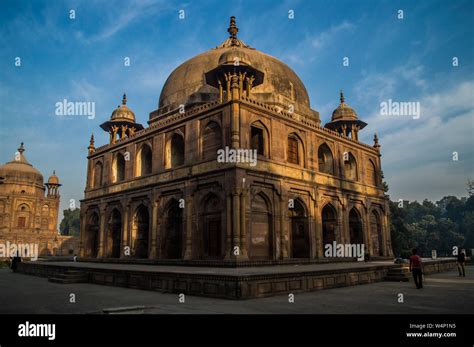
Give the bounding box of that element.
[48,171,59,185]
[331,91,358,121]
[110,94,136,122]
[0,143,44,186]
[218,48,251,66]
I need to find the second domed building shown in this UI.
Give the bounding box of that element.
[80,17,392,263]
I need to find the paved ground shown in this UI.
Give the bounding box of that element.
[0,267,472,314]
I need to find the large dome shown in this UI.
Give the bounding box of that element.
[156,17,311,118]
[0,143,44,187]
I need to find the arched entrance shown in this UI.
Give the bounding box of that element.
[163,199,183,259]
[86,212,100,258]
[370,210,383,256]
[322,204,337,256]
[106,209,122,258]
[250,193,272,260]
[349,208,364,245]
[290,199,310,258]
[201,194,222,259]
[133,205,149,258]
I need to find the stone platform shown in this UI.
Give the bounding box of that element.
[16,258,457,299]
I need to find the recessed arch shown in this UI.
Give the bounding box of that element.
[250,192,273,260]
[132,204,149,258]
[106,208,122,258]
[289,199,310,258]
[250,120,270,157]
[162,199,183,259]
[202,121,222,160]
[93,161,103,188]
[135,143,152,177]
[166,133,185,168]
[318,143,335,175]
[287,132,305,166]
[321,203,338,256]
[112,153,126,183]
[85,211,100,258]
[367,159,378,186]
[344,152,358,181]
[349,207,364,245]
[200,193,223,258]
[370,209,383,256]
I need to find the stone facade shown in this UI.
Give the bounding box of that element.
[80,17,393,263]
[0,143,79,257]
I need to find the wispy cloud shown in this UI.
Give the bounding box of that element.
[311,21,355,49]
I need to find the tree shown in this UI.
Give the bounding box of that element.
[60,208,80,236]
[467,179,474,197]
[389,194,473,258]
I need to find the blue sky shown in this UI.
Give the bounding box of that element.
[1,0,473,223]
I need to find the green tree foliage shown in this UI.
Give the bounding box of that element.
[60,208,80,236]
[390,195,473,257]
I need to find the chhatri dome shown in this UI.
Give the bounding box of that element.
[155,16,317,119]
[47,170,60,185]
[325,91,367,140]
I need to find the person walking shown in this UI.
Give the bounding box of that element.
[457,249,466,277]
[409,248,423,289]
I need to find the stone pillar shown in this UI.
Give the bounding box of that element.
[239,189,248,259]
[121,203,130,258]
[149,200,159,259]
[232,191,241,258]
[385,204,394,257]
[225,193,233,259]
[365,207,373,257]
[79,210,86,257]
[184,195,194,260]
[313,201,321,259]
[230,74,240,148]
[97,205,107,258]
[279,195,287,259]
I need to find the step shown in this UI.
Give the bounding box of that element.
[48,277,82,284]
[384,276,410,282]
[103,306,146,314]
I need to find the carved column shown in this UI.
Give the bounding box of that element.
[121,203,130,258]
[79,210,86,257]
[239,189,248,259]
[149,200,159,259]
[232,191,240,257]
[230,74,240,148]
[225,193,233,259]
[97,205,107,258]
[279,195,286,259]
[184,195,194,260]
[365,205,373,257]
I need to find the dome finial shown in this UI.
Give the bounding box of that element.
[88,133,95,154]
[340,90,345,104]
[373,132,380,149]
[228,16,238,40]
[18,142,25,154]
[122,93,127,105]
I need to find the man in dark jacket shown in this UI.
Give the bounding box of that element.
[409,248,423,289]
